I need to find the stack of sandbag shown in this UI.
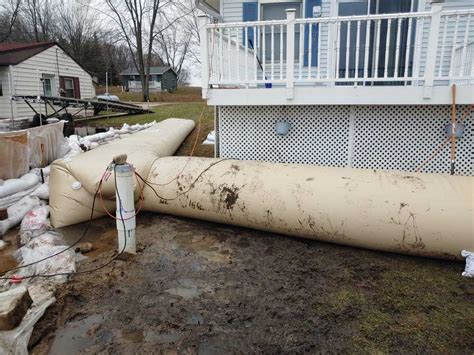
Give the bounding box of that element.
[0,168,50,236]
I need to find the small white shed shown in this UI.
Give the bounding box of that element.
[0,42,96,120]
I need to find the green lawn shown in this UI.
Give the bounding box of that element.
[79,102,215,157]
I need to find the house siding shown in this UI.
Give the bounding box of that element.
[0,45,95,119]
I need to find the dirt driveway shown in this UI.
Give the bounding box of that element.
[30,213,474,354]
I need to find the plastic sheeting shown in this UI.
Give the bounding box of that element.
[0,131,29,181]
[0,122,68,180]
[461,251,474,277]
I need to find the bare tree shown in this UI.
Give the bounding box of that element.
[153,0,201,85]
[104,0,162,102]
[0,0,22,42]
[21,0,55,41]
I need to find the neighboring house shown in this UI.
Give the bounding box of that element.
[197,0,474,176]
[0,42,96,120]
[120,67,178,93]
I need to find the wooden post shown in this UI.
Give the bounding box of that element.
[423,2,442,99]
[286,9,296,100]
[199,15,211,99]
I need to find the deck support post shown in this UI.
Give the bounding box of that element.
[423,2,443,99]
[286,9,296,100]
[199,15,211,100]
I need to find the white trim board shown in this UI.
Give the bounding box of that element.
[206,85,474,105]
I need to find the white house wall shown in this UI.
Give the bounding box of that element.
[0,45,95,119]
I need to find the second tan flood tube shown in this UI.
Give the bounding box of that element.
[142,157,473,260]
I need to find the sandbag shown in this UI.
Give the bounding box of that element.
[0,196,41,236]
[49,118,196,228]
[141,157,473,260]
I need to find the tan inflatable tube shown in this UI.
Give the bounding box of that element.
[142,157,473,260]
[50,119,195,228]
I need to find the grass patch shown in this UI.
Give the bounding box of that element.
[79,102,215,157]
[96,86,203,103]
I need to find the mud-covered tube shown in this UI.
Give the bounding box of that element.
[50,119,195,228]
[142,157,473,260]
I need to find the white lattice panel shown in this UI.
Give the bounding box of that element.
[218,105,473,176]
[219,106,351,166]
[352,105,473,175]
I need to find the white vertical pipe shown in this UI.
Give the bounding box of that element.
[115,163,136,255]
[413,17,424,80]
[219,29,224,81]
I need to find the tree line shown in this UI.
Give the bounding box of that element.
[0,0,201,100]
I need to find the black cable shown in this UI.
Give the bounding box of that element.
[0,164,129,281]
[134,158,229,202]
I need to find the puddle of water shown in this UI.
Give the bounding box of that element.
[49,314,105,355]
[0,229,19,273]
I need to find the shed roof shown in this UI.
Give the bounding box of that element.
[0,42,56,66]
[0,41,93,77]
[120,66,174,76]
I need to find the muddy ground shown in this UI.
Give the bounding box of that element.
[19,212,474,353]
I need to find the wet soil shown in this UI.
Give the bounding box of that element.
[28,213,474,353]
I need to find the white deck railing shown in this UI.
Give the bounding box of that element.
[199,5,473,98]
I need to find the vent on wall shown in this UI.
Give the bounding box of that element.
[218,105,473,176]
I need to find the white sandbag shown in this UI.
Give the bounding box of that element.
[14,232,75,283]
[30,165,51,179]
[19,206,50,245]
[0,173,39,199]
[0,239,6,251]
[0,184,41,209]
[202,130,216,145]
[31,182,49,200]
[0,196,40,236]
[461,250,474,278]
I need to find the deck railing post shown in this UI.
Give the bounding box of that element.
[286,9,296,100]
[423,2,443,99]
[199,15,211,99]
